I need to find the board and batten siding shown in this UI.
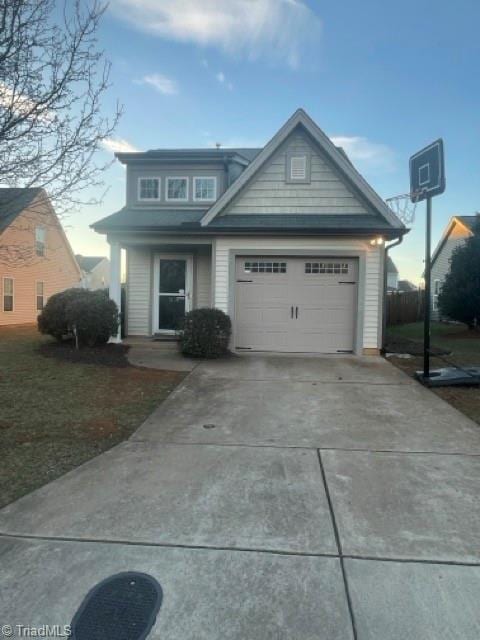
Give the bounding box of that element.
[221,130,369,216]
[213,237,383,352]
[126,246,212,335]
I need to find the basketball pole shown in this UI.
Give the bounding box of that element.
[423,196,432,379]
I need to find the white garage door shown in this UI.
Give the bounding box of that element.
[234,257,358,353]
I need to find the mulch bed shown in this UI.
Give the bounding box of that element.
[38,340,131,367]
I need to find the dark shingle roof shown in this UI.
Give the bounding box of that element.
[458,215,480,232]
[75,255,106,272]
[92,208,404,237]
[0,188,44,233]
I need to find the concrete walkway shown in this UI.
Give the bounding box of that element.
[1,355,480,638]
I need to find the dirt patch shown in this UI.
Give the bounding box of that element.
[83,417,120,439]
[384,335,450,356]
[38,340,131,367]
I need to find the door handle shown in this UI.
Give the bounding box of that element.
[291,305,294,319]
[295,306,298,319]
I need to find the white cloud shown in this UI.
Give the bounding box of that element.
[330,136,396,172]
[101,137,139,153]
[0,81,53,122]
[138,73,178,95]
[216,71,225,83]
[110,0,321,68]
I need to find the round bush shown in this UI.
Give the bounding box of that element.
[180,308,231,358]
[38,288,119,347]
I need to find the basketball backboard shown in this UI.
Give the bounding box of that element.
[409,139,445,202]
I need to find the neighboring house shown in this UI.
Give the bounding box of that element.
[398,279,417,293]
[0,188,81,325]
[386,256,399,291]
[430,214,478,319]
[76,255,110,290]
[93,109,406,354]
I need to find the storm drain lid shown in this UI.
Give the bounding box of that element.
[71,571,163,640]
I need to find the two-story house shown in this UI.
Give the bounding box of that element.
[93,109,406,354]
[0,188,81,326]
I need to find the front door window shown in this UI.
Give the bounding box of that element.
[158,259,187,331]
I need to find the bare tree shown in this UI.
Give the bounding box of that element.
[0,0,122,264]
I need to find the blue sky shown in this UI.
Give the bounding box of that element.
[68,0,480,284]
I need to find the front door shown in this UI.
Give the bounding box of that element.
[154,256,192,333]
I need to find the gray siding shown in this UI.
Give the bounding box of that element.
[195,253,211,308]
[126,247,151,335]
[222,130,369,216]
[126,164,227,207]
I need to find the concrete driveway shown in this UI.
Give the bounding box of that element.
[1,355,480,639]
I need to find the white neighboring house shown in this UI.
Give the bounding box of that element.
[430,215,478,319]
[76,255,110,290]
[386,256,399,291]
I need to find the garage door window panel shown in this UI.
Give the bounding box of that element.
[305,262,349,275]
[244,261,287,274]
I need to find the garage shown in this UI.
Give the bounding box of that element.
[234,257,358,353]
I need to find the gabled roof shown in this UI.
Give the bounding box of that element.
[431,215,478,266]
[386,256,398,274]
[75,255,107,272]
[200,109,404,229]
[0,188,44,233]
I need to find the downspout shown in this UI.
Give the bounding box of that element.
[381,235,404,353]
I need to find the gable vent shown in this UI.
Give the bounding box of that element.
[290,155,307,180]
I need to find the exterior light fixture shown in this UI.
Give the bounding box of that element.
[370,237,384,246]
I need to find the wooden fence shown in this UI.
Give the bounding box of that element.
[387,290,425,325]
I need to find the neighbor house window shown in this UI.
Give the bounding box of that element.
[166,177,188,201]
[138,177,160,201]
[35,227,46,257]
[36,281,45,311]
[3,277,13,312]
[194,177,217,201]
[433,279,441,311]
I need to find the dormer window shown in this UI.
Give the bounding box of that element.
[194,177,217,201]
[138,177,160,201]
[286,152,310,184]
[166,177,188,202]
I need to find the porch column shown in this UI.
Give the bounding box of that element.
[108,240,122,343]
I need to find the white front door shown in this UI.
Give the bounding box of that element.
[153,255,193,334]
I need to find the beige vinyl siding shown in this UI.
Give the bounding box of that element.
[126,247,151,335]
[222,130,368,216]
[213,237,383,352]
[0,199,81,326]
[195,253,211,307]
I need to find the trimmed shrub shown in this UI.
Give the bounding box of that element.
[180,308,232,358]
[38,288,120,347]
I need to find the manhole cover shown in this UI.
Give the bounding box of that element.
[71,572,163,640]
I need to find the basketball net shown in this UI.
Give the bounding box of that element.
[385,192,419,225]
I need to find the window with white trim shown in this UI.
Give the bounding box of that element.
[166,177,188,201]
[244,261,287,274]
[3,277,13,312]
[433,279,441,311]
[138,177,160,201]
[35,226,46,257]
[290,155,307,180]
[36,281,45,311]
[194,177,217,201]
[305,262,349,274]
[433,279,441,295]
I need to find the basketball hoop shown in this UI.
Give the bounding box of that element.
[385,192,418,225]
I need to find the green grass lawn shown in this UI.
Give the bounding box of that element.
[0,326,185,508]
[386,321,480,426]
